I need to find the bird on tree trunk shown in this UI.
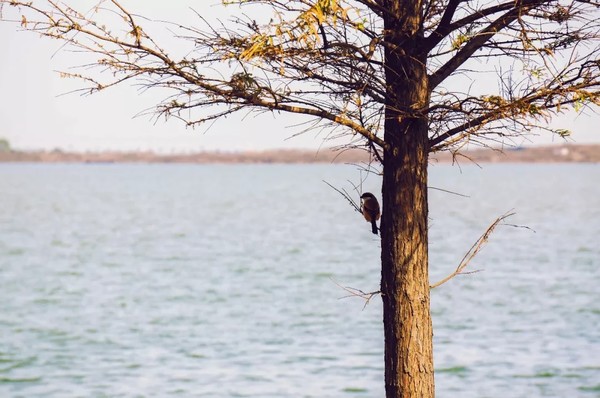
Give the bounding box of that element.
[360,192,380,235]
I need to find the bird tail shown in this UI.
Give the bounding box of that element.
[371,219,378,235]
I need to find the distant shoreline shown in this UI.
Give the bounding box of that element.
[1,144,599,164]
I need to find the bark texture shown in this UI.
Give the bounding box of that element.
[381,119,434,398]
[380,1,435,397]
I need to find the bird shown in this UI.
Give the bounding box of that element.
[360,192,380,235]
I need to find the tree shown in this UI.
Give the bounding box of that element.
[1,0,598,396]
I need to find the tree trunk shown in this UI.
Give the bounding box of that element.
[380,119,434,398]
[380,1,434,397]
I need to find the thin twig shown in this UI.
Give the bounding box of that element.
[323,180,361,213]
[429,186,470,198]
[502,222,536,233]
[330,277,381,310]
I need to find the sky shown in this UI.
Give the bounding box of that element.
[0,1,598,153]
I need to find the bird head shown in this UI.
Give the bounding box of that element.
[360,192,376,200]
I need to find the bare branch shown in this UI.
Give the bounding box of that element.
[430,212,515,289]
[330,277,380,310]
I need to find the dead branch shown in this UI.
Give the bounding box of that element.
[430,211,517,289]
[330,277,381,310]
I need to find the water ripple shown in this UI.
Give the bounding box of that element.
[0,163,598,397]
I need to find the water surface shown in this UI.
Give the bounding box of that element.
[1,163,598,397]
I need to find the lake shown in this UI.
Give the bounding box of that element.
[0,163,598,397]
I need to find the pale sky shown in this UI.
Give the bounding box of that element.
[0,1,597,152]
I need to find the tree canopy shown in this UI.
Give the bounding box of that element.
[1,0,598,158]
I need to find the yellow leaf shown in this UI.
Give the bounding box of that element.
[21,15,27,28]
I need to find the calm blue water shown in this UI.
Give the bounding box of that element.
[0,163,598,397]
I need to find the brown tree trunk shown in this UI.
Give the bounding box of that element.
[380,119,434,398]
[380,1,434,397]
